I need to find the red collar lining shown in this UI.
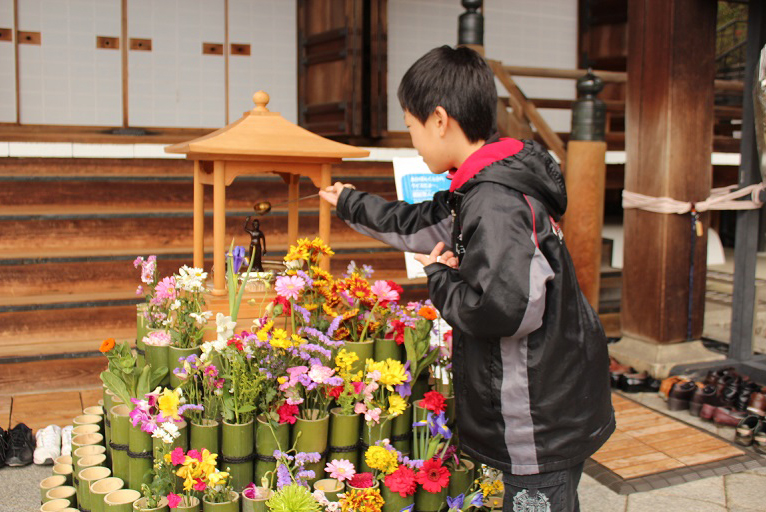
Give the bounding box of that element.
[448,138,524,192]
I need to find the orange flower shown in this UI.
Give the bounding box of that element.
[418,306,437,320]
[99,338,116,353]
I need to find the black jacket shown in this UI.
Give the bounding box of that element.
[336,139,615,475]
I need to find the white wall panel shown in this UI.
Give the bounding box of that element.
[227,0,297,124]
[17,0,121,126]
[0,0,16,122]
[387,0,577,133]
[128,0,225,128]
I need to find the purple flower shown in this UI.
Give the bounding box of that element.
[293,304,311,324]
[231,246,246,274]
[326,315,343,339]
[399,506,414,512]
[295,452,321,465]
[296,270,314,287]
[470,493,484,507]
[276,464,292,489]
[446,494,464,510]
[428,411,451,439]
[178,404,204,417]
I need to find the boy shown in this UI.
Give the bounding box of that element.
[319,45,614,512]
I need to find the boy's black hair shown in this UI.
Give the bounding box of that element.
[398,45,497,143]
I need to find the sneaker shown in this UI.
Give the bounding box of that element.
[0,427,8,467]
[6,423,34,467]
[33,425,61,465]
[60,425,73,457]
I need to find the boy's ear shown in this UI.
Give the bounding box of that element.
[433,106,449,137]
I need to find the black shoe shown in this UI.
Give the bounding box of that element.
[0,427,8,467]
[6,423,34,467]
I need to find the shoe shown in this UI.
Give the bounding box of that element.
[747,390,766,417]
[33,425,61,465]
[754,421,766,455]
[668,380,697,411]
[734,415,761,447]
[735,382,761,412]
[619,371,649,393]
[609,361,633,389]
[0,427,8,467]
[690,385,718,417]
[659,376,687,400]
[713,406,747,427]
[61,425,73,457]
[6,423,34,467]
[700,403,718,422]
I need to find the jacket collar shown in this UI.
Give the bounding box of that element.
[448,137,524,192]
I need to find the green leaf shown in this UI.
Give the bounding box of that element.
[149,366,168,390]
[136,364,152,399]
[101,371,131,406]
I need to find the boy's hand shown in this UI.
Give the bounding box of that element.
[318,182,355,207]
[415,242,458,269]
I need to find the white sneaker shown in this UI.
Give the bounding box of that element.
[60,425,73,457]
[33,425,61,465]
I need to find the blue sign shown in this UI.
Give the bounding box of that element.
[401,174,450,204]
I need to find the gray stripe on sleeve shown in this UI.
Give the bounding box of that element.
[499,236,555,474]
[345,216,453,254]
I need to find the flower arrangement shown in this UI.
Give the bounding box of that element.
[332,349,364,415]
[271,448,322,489]
[173,354,223,423]
[129,387,202,433]
[134,255,165,329]
[226,243,258,322]
[355,357,409,435]
[266,483,321,512]
[168,265,210,348]
[401,302,441,384]
[99,339,167,406]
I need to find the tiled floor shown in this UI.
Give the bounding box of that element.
[586,392,766,495]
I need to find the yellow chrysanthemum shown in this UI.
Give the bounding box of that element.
[335,349,358,372]
[388,394,407,417]
[270,332,291,350]
[323,304,338,317]
[158,388,181,421]
[364,445,399,475]
[291,334,306,346]
[378,359,407,388]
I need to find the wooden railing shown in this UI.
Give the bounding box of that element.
[488,61,745,156]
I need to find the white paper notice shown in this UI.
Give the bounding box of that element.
[392,157,451,279]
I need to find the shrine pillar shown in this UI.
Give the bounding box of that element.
[610,0,722,375]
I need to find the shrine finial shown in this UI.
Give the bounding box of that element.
[252,90,270,112]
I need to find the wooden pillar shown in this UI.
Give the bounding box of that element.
[287,173,300,245]
[193,161,204,270]
[564,141,607,309]
[212,161,226,296]
[319,163,332,272]
[622,0,716,343]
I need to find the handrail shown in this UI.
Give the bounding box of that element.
[716,19,747,34]
[501,64,743,93]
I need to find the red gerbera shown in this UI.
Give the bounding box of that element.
[422,391,446,414]
[348,472,374,488]
[384,465,417,497]
[415,458,450,493]
[226,336,244,351]
[276,403,299,424]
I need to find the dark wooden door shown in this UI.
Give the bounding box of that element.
[297,0,387,139]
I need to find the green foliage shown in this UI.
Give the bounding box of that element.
[100,341,168,405]
[404,317,439,383]
[221,355,266,424]
[265,483,321,512]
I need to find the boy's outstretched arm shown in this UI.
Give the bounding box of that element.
[423,186,554,340]
[319,182,453,254]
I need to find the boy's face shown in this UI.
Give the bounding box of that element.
[404,110,451,174]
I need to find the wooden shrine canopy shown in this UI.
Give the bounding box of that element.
[165,90,369,295]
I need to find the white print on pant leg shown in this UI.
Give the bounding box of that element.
[512,489,552,512]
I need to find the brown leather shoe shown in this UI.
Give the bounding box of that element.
[659,376,686,400]
[747,390,766,417]
[713,407,747,427]
[700,403,718,421]
[668,380,697,410]
[690,385,718,417]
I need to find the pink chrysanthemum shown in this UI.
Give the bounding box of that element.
[371,280,400,303]
[274,275,306,301]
